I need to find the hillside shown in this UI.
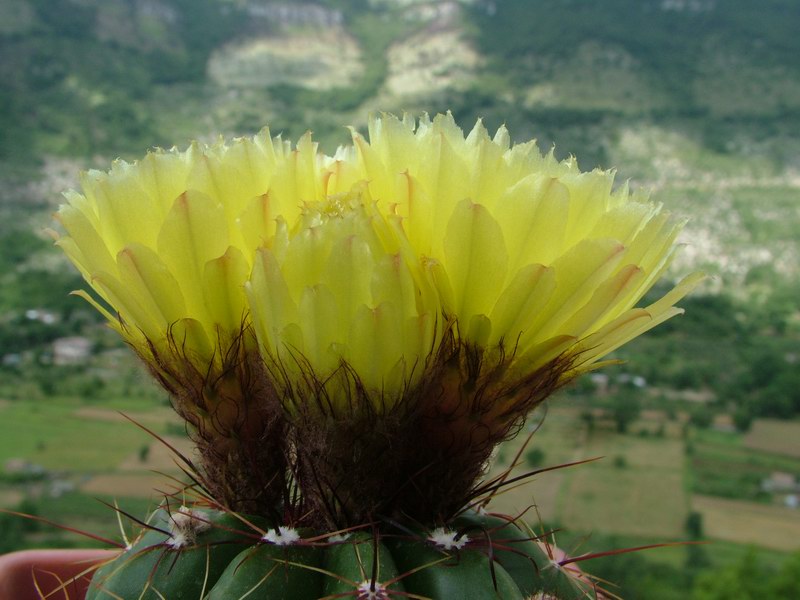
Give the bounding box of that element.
[3,0,799,157]
[3,0,798,311]
[1,2,799,598]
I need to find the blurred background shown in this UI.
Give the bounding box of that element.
[1,0,799,597]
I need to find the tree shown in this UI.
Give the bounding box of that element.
[689,406,713,429]
[685,511,703,540]
[610,392,640,433]
[525,447,545,467]
[695,549,800,599]
[692,548,772,600]
[770,551,800,599]
[732,405,754,432]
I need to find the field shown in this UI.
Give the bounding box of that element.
[0,394,189,546]
[487,410,687,535]
[692,495,800,551]
[484,405,800,562]
[0,399,159,471]
[486,407,585,520]
[559,428,688,538]
[745,419,800,458]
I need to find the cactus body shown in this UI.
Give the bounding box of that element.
[87,508,591,599]
[86,509,260,600]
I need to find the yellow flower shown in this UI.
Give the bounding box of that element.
[56,132,303,365]
[246,187,440,402]
[54,131,329,513]
[316,113,704,521]
[58,115,699,405]
[55,113,702,523]
[355,113,702,377]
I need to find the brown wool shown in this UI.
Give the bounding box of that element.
[273,331,576,528]
[135,320,578,528]
[139,328,289,517]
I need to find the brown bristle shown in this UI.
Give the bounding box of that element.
[137,325,289,518]
[132,320,577,529]
[271,328,576,528]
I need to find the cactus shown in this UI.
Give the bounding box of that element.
[53,113,701,599]
[87,506,592,599]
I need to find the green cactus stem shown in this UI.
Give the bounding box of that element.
[87,505,596,599]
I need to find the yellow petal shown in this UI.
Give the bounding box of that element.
[493,175,569,270]
[94,171,163,252]
[117,243,186,326]
[135,148,194,216]
[295,132,323,202]
[169,318,213,364]
[56,204,116,276]
[157,190,228,321]
[560,170,616,246]
[443,199,508,323]
[247,247,298,354]
[466,314,492,348]
[515,334,579,375]
[236,192,275,256]
[370,252,419,319]
[280,225,329,295]
[323,233,374,324]
[644,271,707,317]
[349,302,404,392]
[488,264,556,347]
[526,238,625,341]
[70,289,120,329]
[575,272,705,367]
[423,257,455,317]
[90,271,162,341]
[298,284,341,374]
[559,264,645,337]
[203,246,250,335]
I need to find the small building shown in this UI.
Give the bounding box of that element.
[761,471,800,494]
[761,472,800,509]
[2,353,22,367]
[52,336,92,365]
[589,373,610,394]
[25,309,58,325]
[4,458,46,479]
[616,373,647,388]
[49,479,76,498]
